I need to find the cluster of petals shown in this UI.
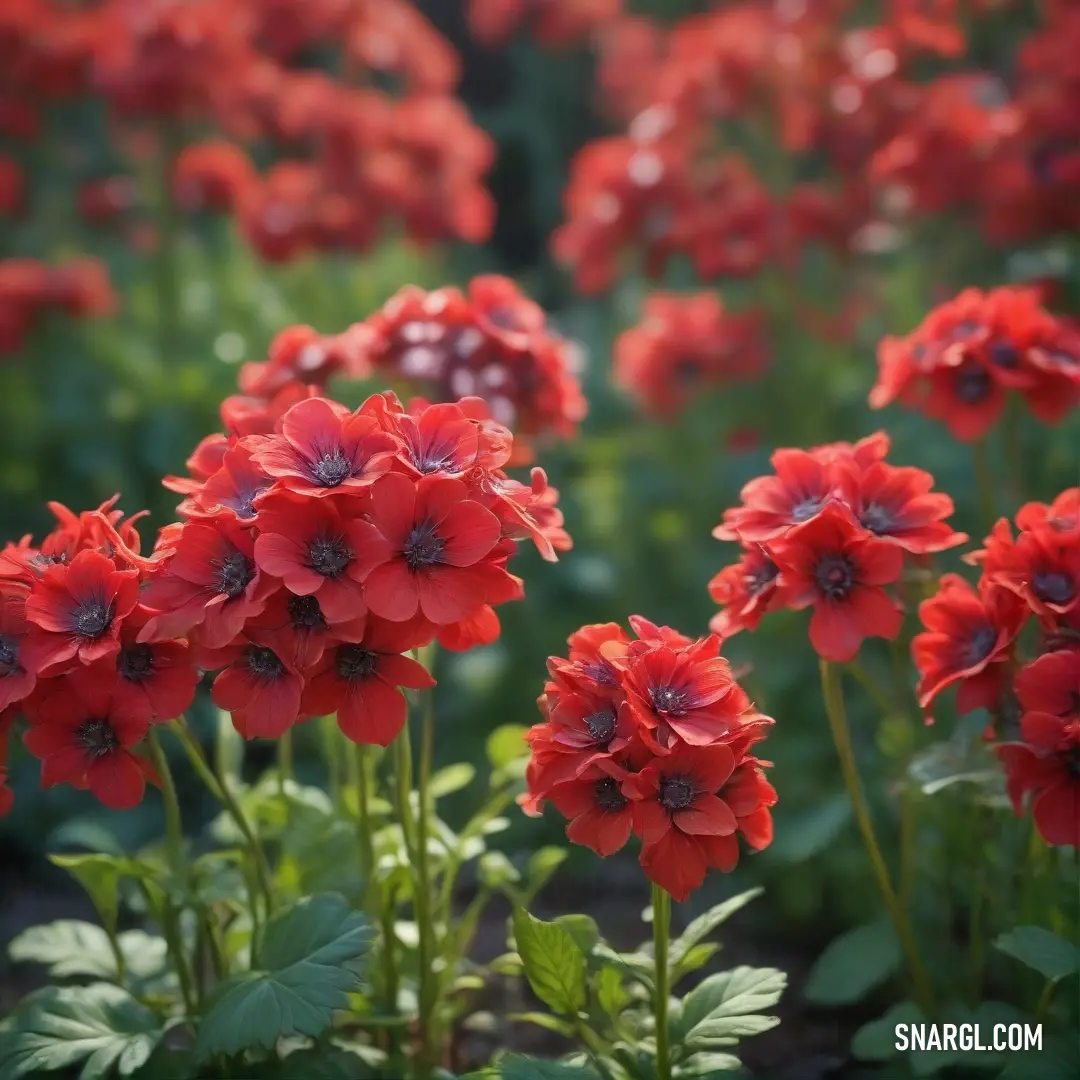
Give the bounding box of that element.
[554,1,1073,297]
[709,432,967,663]
[523,617,776,901]
[321,276,587,458]
[4,0,494,261]
[912,488,1080,847]
[613,291,768,418]
[0,498,181,813]
[0,258,116,356]
[871,286,1080,441]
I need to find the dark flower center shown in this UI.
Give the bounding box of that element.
[118,644,154,682]
[815,555,855,599]
[954,365,992,404]
[581,661,618,685]
[988,341,1020,369]
[1066,746,1080,779]
[403,521,445,569]
[245,645,285,679]
[673,358,702,384]
[583,710,616,744]
[659,775,695,811]
[1032,570,1075,606]
[288,594,327,630]
[791,497,824,523]
[216,551,254,598]
[72,599,113,638]
[593,776,627,813]
[310,448,353,487]
[336,645,378,681]
[307,534,351,578]
[0,634,19,673]
[860,502,896,534]
[746,560,779,595]
[76,719,119,758]
[650,685,687,716]
[962,624,997,667]
[949,321,980,341]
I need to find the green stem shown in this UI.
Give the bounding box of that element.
[820,661,936,1019]
[170,719,274,912]
[652,884,673,1080]
[971,440,998,533]
[320,715,344,811]
[278,728,293,795]
[415,690,437,1071]
[148,727,184,875]
[1034,979,1057,1026]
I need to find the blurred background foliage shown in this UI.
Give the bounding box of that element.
[2,0,1079,1044]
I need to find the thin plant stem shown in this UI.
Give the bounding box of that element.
[415,684,437,1072]
[819,661,936,1018]
[1034,979,1057,1026]
[148,728,184,876]
[278,728,293,794]
[971,440,998,533]
[652,884,673,1080]
[319,715,344,810]
[170,718,274,911]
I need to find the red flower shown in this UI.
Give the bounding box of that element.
[620,635,756,747]
[708,546,781,640]
[201,630,305,740]
[184,441,272,524]
[771,504,904,663]
[249,397,399,497]
[300,619,435,746]
[139,520,275,648]
[249,588,366,669]
[23,682,154,810]
[626,741,776,902]
[715,447,837,543]
[913,574,1027,716]
[360,472,506,624]
[22,550,140,673]
[253,496,380,623]
[0,586,36,710]
[547,761,636,857]
[834,459,968,554]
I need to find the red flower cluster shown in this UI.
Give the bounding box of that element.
[0,498,183,812]
[323,276,587,458]
[912,487,1080,847]
[154,388,568,744]
[554,1,1075,297]
[613,292,768,418]
[871,286,1080,441]
[0,258,116,356]
[468,0,622,49]
[523,617,776,901]
[709,432,967,662]
[4,0,494,262]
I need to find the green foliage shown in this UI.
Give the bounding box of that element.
[994,926,1080,982]
[193,893,374,1061]
[0,983,163,1080]
[512,908,588,1015]
[672,967,786,1051]
[803,920,901,1006]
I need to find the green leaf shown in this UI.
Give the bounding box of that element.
[669,888,762,968]
[804,920,901,1006]
[193,893,374,1062]
[994,926,1080,982]
[851,1001,924,1061]
[48,855,148,937]
[595,966,630,1018]
[672,943,720,984]
[0,983,162,1080]
[430,763,477,799]
[767,795,851,863]
[995,1037,1079,1080]
[486,725,529,769]
[9,921,119,980]
[479,851,522,890]
[512,909,587,1015]
[676,1050,743,1076]
[676,967,786,1050]
[259,1046,380,1079]
[908,738,1001,795]
[508,1012,576,1036]
[553,913,601,957]
[524,847,568,899]
[592,944,654,987]
[499,1055,601,1080]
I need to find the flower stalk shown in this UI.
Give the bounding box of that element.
[820,661,936,1018]
[652,884,673,1080]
